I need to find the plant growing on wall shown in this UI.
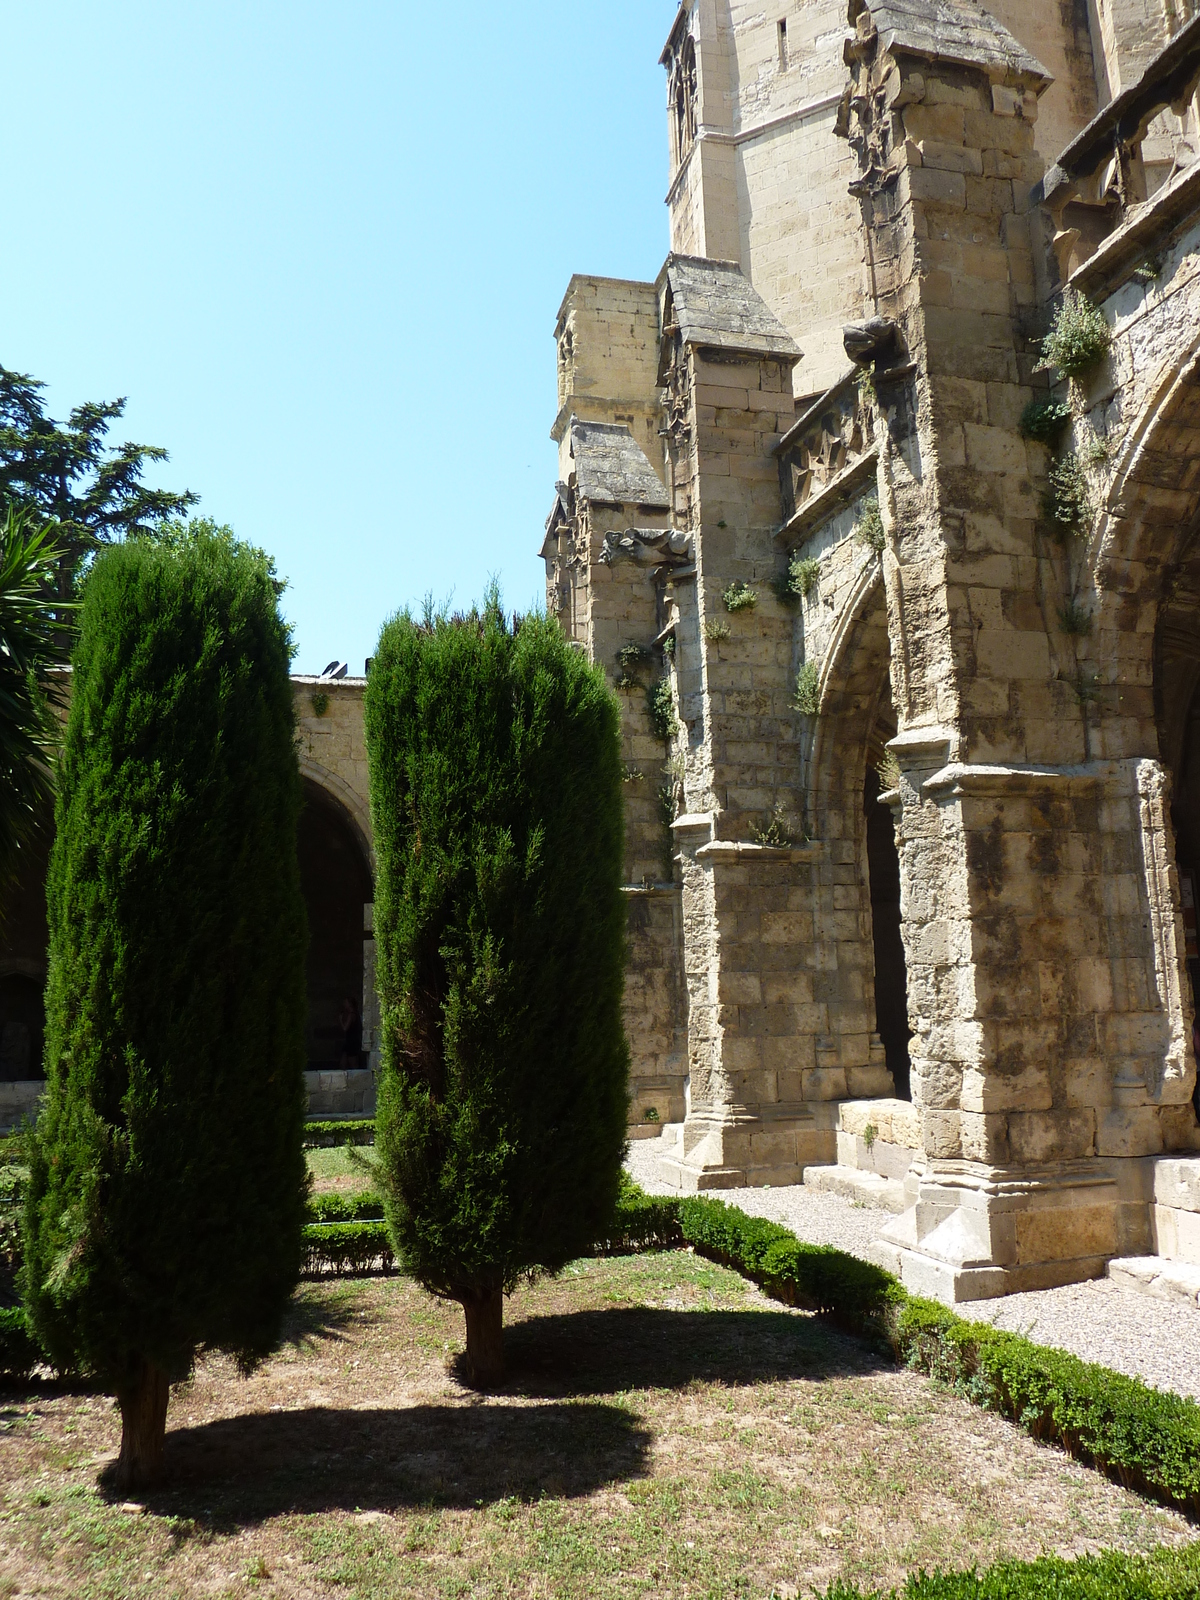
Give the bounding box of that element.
[1039,289,1111,377]
[1041,452,1092,539]
[856,496,885,555]
[615,641,653,688]
[769,552,821,607]
[722,581,758,612]
[793,660,820,715]
[21,529,309,1489]
[1018,398,1072,444]
[703,618,730,644]
[363,595,628,1383]
[649,675,680,740]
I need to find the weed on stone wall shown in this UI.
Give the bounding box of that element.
[1018,397,1072,444]
[1041,452,1092,539]
[704,618,731,643]
[770,553,821,606]
[1039,288,1111,378]
[1058,598,1093,637]
[793,661,820,715]
[722,581,758,612]
[856,496,885,554]
[648,676,679,740]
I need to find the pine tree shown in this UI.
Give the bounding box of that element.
[21,528,308,1489]
[365,598,629,1383]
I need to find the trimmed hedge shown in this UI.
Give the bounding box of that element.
[677,1196,902,1340]
[896,1297,1200,1517]
[306,1191,385,1225]
[0,1306,39,1383]
[821,1543,1200,1598]
[303,1120,376,1149]
[301,1222,394,1276]
[592,1175,683,1256]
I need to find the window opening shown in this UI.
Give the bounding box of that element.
[778,18,789,71]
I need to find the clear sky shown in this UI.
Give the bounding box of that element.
[5,3,676,673]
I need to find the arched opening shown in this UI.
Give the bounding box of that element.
[806,559,911,1101]
[1155,529,1200,1112]
[297,778,374,1074]
[864,771,911,1098]
[0,816,53,1082]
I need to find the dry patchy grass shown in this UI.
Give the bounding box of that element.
[305,1147,377,1198]
[1,1254,1195,1599]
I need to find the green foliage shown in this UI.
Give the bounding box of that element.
[301,1222,394,1276]
[703,618,730,643]
[0,365,196,594]
[0,507,74,894]
[364,597,630,1308]
[310,690,329,717]
[303,1119,376,1148]
[896,1296,1200,1515]
[722,581,758,612]
[1039,289,1111,377]
[770,553,821,607]
[662,633,675,660]
[648,675,679,740]
[306,1191,384,1224]
[677,1196,903,1340]
[749,802,794,847]
[877,751,902,792]
[21,529,309,1390]
[793,660,821,715]
[592,1174,683,1257]
[820,1543,1200,1598]
[856,496,885,554]
[615,642,653,688]
[1018,397,1072,443]
[0,1304,39,1381]
[1058,598,1093,636]
[1042,452,1092,539]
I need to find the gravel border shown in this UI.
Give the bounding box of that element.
[625,1136,1200,1400]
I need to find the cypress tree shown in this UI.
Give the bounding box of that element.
[365,598,629,1383]
[21,527,308,1489]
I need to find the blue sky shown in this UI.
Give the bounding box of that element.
[5,4,675,673]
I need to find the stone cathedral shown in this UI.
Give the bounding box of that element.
[540,0,1200,1301]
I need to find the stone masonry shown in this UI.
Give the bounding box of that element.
[543,0,1200,1301]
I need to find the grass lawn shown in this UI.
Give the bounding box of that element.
[1,1252,1196,1599]
[306,1145,378,1197]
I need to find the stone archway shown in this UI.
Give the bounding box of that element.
[806,563,910,1099]
[297,777,376,1114]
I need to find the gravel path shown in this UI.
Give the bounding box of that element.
[625,1135,1200,1400]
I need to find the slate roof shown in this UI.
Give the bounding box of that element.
[866,0,1051,84]
[659,255,802,362]
[569,419,669,508]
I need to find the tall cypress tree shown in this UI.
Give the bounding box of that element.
[21,528,308,1489]
[365,598,629,1383]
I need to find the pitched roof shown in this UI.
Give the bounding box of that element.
[864,0,1051,84]
[658,255,802,362]
[569,419,669,508]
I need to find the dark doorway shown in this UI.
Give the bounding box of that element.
[864,767,911,1099]
[0,817,53,1081]
[298,781,373,1072]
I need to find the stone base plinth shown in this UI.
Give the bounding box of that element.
[0,1080,43,1134]
[654,1107,838,1191]
[1108,1254,1200,1307]
[871,1158,1147,1305]
[1151,1157,1200,1264]
[304,1068,376,1118]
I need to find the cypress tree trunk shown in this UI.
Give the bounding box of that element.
[115,1361,170,1490]
[462,1289,504,1385]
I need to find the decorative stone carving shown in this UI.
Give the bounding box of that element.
[600,527,692,567]
[776,370,876,530]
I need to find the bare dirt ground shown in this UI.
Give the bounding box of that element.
[1,1253,1195,1600]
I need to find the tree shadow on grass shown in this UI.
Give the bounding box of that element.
[484,1305,886,1398]
[120,1400,650,1526]
[279,1282,367,1349]
[118,1305,881,1528]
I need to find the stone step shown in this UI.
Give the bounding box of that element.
[802,1162,908,1213]
[1107,1255,1200,1309]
